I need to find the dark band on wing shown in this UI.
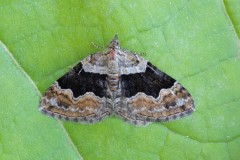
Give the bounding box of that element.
[57,62,109,98]
[121,62,176,98]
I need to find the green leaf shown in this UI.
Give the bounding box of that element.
[0,0,239,160]
[224,0,240,38]
[0,42,82,159]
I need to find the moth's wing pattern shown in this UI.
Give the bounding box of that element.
[81,52,109,74]
[39,53,113,123]
[118,50,148,74]
[115,54,195,125]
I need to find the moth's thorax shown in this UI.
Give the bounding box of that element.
[107,34,120,74]
[107,48,121,97]
[107,48,119,73]
[108,48,117,60]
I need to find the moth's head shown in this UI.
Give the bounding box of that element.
[109,34,120,50]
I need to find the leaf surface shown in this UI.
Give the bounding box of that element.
[0,0,239,159]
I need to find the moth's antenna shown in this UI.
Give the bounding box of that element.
[78,35,116,75]
[92,42,104,49]
[78,55,96,75]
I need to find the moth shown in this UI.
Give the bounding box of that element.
[39,35,195,125]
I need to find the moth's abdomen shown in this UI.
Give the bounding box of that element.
[107,73,120,97]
